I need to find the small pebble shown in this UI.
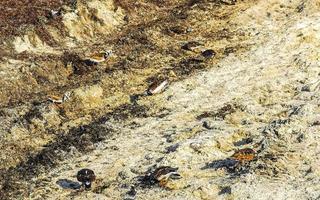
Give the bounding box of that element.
[127,186,137,197]
[118,171,129,180]
[297,134,304,143]
[301,85,310,92]
[219,186,232,195]
[166,143,180,153]
[203,120,214,129]
[145,154,154,160]
[190,142,202,152]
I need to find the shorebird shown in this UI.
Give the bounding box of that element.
[48,95,63,104]
[77,168,96,189]
[231,148,256,162]
[145,79,169,96]
[47,91,71,104]
[84,50,112,65]
[151,166,181,187]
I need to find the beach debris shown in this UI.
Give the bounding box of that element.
[139,166,181,188]
[145,79,169,95]
[231,148,256,162]
[84,50,112,65]
[77,168,96,189]
[201,49,216,58]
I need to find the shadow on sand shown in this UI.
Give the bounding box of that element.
[56,179,81,190]
[201,159,238,170]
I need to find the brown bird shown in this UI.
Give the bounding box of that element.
[145,79,169,96]
[47,94,63,104]
[231,148,256,162]
[152,166,181,187]
[77,168,96,189]
[85,50,112,65]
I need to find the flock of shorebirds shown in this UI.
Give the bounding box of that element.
[50,49,258,192]
[76,148,257,190]
[48,49,169,105]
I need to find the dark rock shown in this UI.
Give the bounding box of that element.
[301,85,310,92]
[201,49,216,58]
[219,186,231,195]
[165,143,180,153]
[203,120,214,129]
[127,186,136,197]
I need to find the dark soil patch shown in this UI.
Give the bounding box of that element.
[0,0,71,42]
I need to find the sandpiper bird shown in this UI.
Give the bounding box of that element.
[47,92,71,104]
[152,166,182,187]
[145,79,169,96]
[84,50,112,65]
[48,95,63,104]
[77,168,96,189]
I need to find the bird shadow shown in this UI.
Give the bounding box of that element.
[201,159,238,170]
[201,159,253,177]
[56,179,81,190]
[129,93,145,104]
